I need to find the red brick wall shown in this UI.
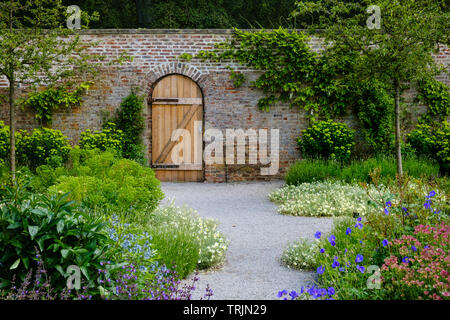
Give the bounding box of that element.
[0,30,448,181]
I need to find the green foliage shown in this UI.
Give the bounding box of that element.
[193,28,319,113]
[351,80,394,153]
[79,122,125,156]
[298,120,355,162]
[284,157,440,185]
[23,82,92,125]
[0,122,71,170]
[65,0,297,29]
[281,238,318,270]
[16,128,72,170]
[293,0,450,174]
[189,28,394,153]
[106,92,146,161]
[0,184,109,291]
[416,78,450,123]
[308,175,449,300]
[407,121,449,174]
[269,181,384,217]
[48,150,164,212]
[145,203,228,277]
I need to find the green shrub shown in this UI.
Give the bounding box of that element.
[146,203,228,277]
[284,157,440,185]
[297,176,449,300]
[48,151,163,211]
[298,119,355,162]
[281,238,318,271]
[269,181,385,217]
[407,121,449,174]
[79,122,125,156]
[0,122,71,170]
[108,92,145,160]
[0,186,109,291]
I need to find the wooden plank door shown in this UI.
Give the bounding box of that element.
[151,74,203,182]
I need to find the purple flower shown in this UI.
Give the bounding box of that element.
[327,287,335,296]
[328,235,336,246]
[357,217,362,222]
[424,245,429,249]
[382,239,388,247]
[411,245,417,252]
[346,227,352,235]
[315,231,322,239]
[384,208,389,215]
[277,290,288,298]
[355,254,363,263]
[317,265,325,275]
[289,290,298,300]
[332,260,340,269]
[357,265,365,273]
[355,222,363,229]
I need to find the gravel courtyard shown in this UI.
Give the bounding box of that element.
[162,181,334,300]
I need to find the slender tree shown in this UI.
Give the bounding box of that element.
[293,0,449,176]
[0,0,103,181]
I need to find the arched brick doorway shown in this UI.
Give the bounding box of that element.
[150,74,204,182]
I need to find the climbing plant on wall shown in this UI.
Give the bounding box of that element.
[23,82,93,125]
[181,28,395,155]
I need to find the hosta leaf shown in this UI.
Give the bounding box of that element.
[61,249,70,259]
[28,226,39,240]
[57,220,65,234]
[10,258,20,270]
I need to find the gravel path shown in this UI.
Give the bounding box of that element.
[162,181,334,300]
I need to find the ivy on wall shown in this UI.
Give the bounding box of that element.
[23,82,93,125]
[416,77,450,123]
[181,28,395,154]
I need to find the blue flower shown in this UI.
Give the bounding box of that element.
[427,190,436,198]
[355,222,363,229]
[317,265,325,275]
[424,245,429,249]
[315,231,322,239]
[382,239,388,247]
[332,260,340,269]
[277,290,288,298]
[327,287,335,296]
[357,265,365,273]
[328,235,336,246]
[289,290,298,300]
[346,227,352,235]
[357,217,362,222]
[424,200,432,210]
[355,254,363,263]
[411,245,417,252]
[384,208,389,215]
[339,267,346,272]
[402,256,409,264]
[385,201,392,207]
[320,248,325,254]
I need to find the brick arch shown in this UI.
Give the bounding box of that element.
[142,62,208,94]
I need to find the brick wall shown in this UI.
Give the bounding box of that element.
[0,30,448,182]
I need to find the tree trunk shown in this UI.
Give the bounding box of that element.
[394,80,403,178]
[9,79,15,182]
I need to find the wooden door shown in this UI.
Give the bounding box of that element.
[151,75,203,182]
